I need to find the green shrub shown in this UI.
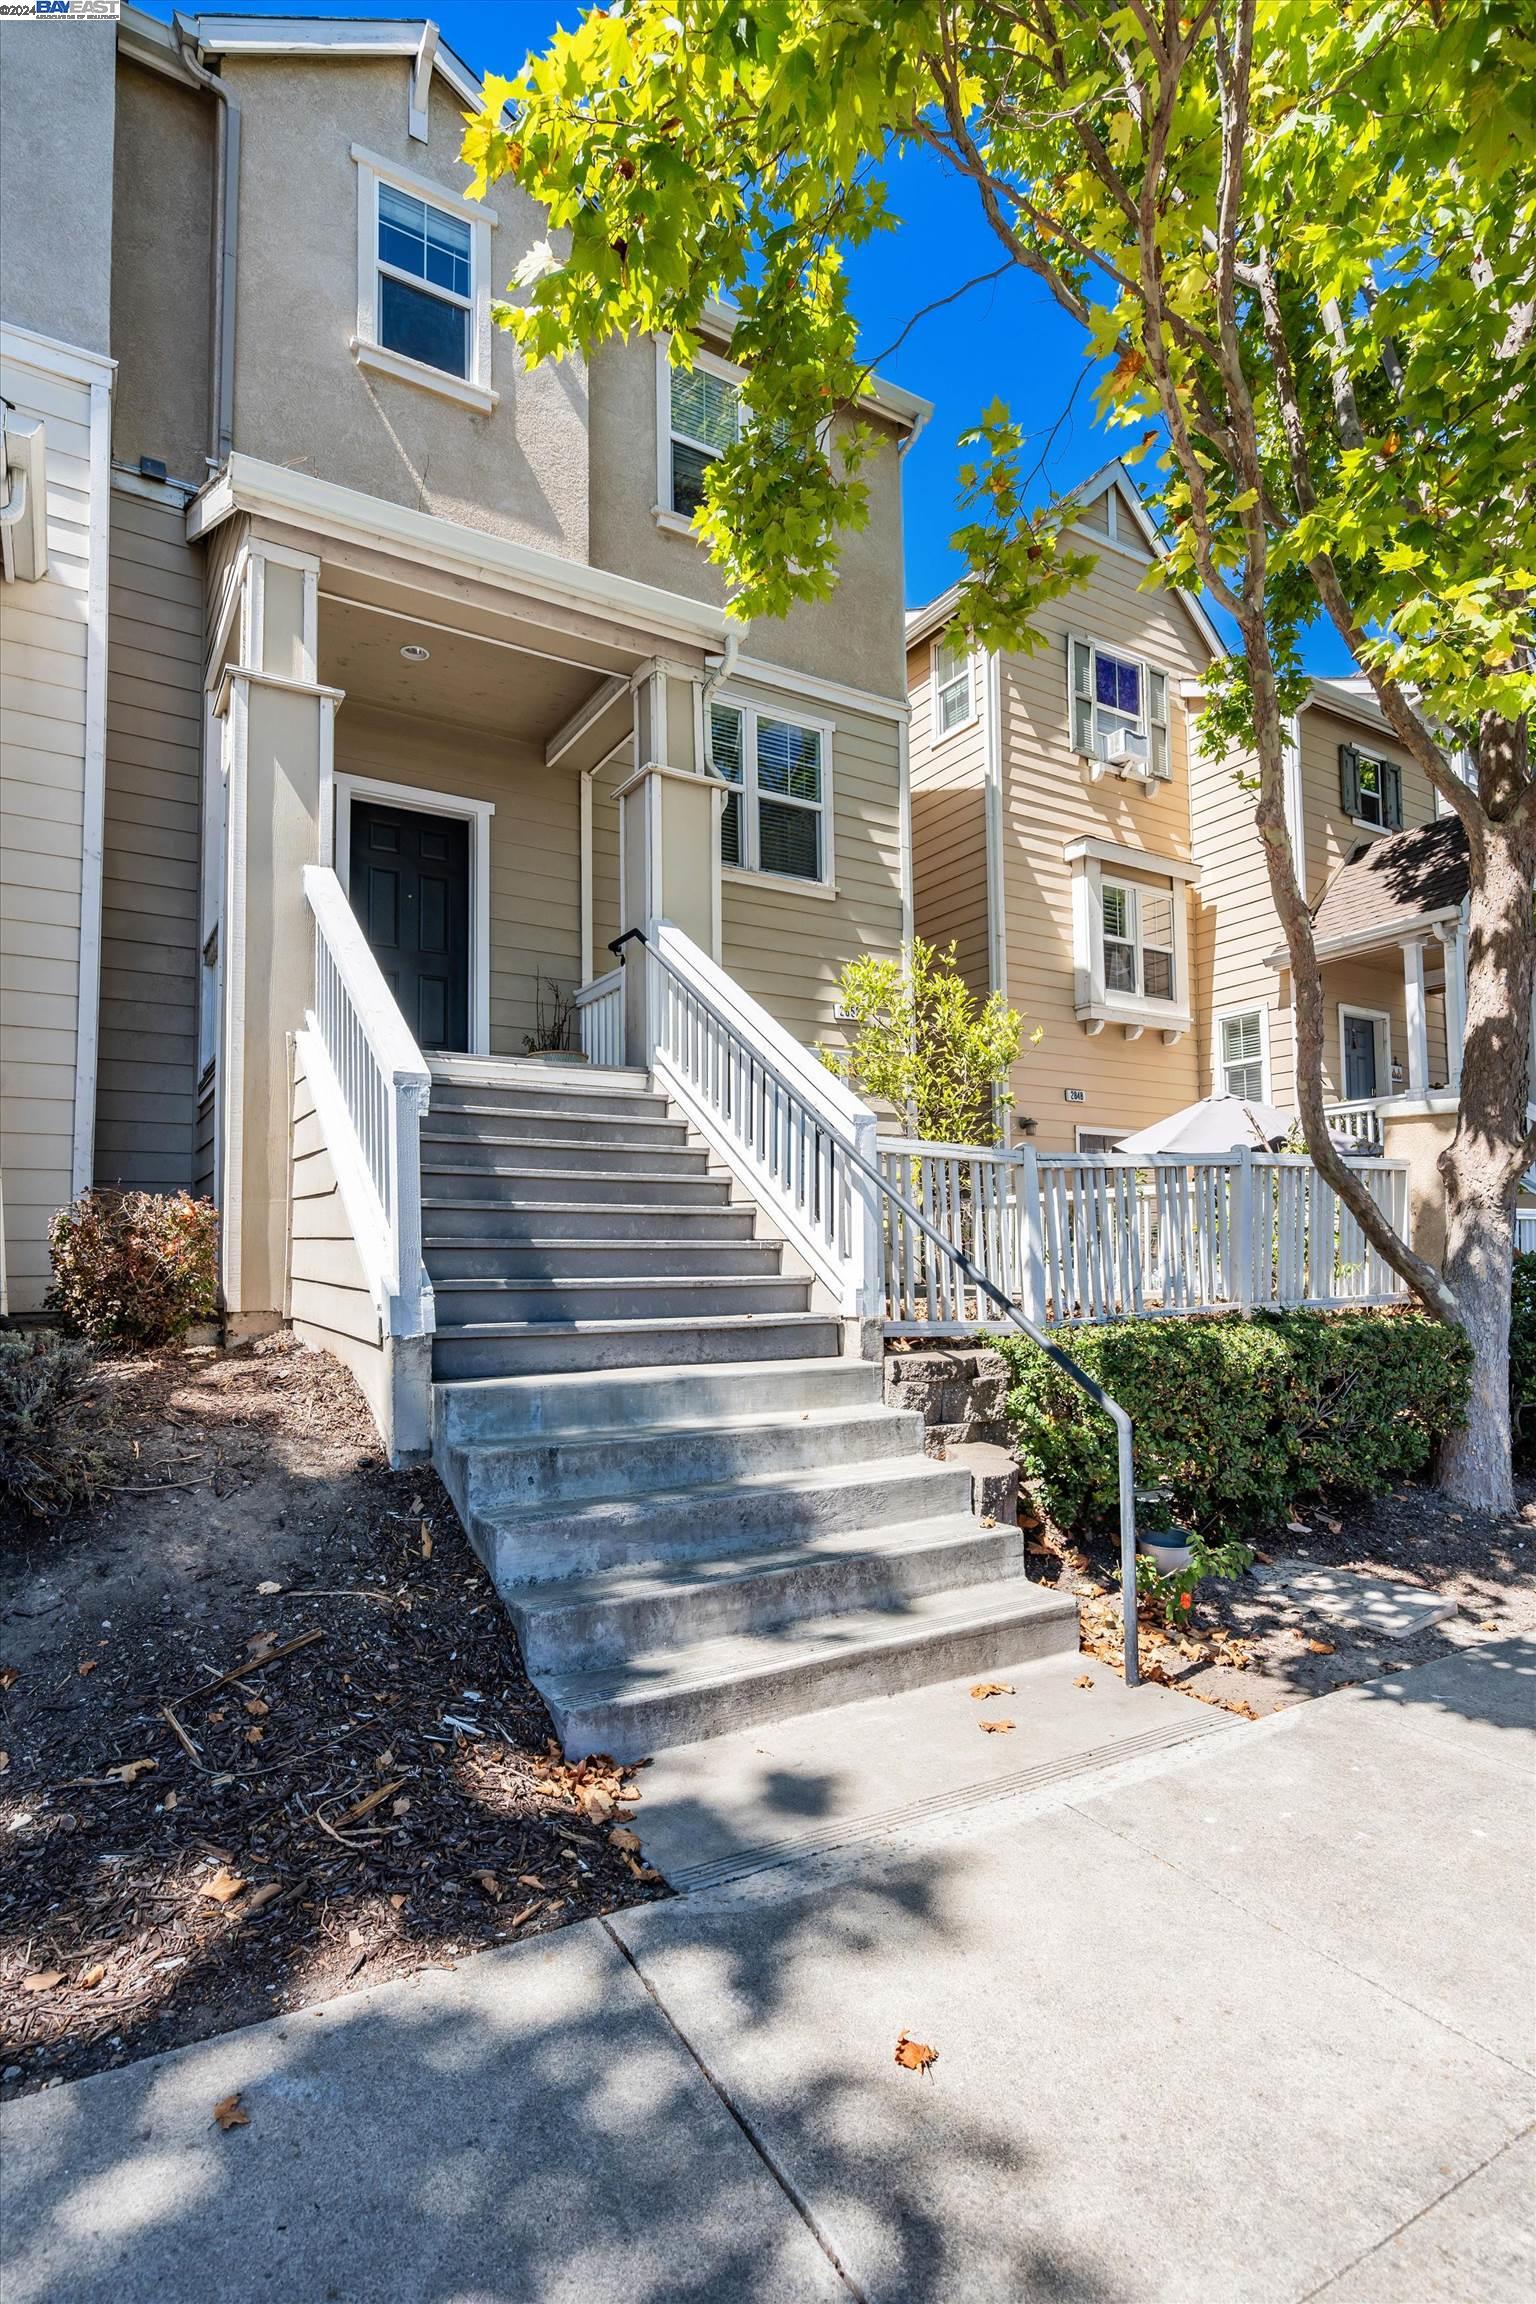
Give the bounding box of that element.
[0,1330,107,1522]
[47,1189,218,1350]
[1513,1252,1536,1467]
[998,1310,1471,1540]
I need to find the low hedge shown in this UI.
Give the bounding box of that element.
[0,1330,106,1524]
[998,1310,1471,1540]
[47,1189,218,1350]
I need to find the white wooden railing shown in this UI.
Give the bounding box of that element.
[575,967,625,1068]
[879,1139,1411,1332]
[1324,1099,1385,1150]
[1518,1211,1536,1259]
[301,864,433,1337]
[637,919,882,1317]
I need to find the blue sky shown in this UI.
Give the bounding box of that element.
[144,0,1352,670]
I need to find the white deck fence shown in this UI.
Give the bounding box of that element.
[879,1139,1411,1332]
[575,967,625,1068]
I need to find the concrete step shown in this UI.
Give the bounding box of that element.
[429,1082,669,1124]
[429,1310,844,1381]
[422,1111,694,1152]
[434,1356,884,1446]
[420,1166,734,1208]
[441,1403,927,1516]
[510,1517,1025,1674]
[426,1053,651,1099]
[431,1272,811,1327]
[452,1452,973,1582]
[422,1236,787,1283]
[419,1131,714,1177]
[539,1580,1081,1760]
[420,1198,759,1243]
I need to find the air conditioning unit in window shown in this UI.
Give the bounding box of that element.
[1099,727,1150,769]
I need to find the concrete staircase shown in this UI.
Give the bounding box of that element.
[424,1055,1075,1760]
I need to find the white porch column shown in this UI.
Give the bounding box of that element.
[1402,935,1430,1097]
[617,663,722,1060]
[1435,919,1466,1089]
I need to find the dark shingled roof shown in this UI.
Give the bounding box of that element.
[1311,815,1469,945]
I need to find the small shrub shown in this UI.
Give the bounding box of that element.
[1136,1530,1255,1628]
[0,1330,106,1522]
[1512,1253,1536,1467]
[998,1310,1471,1540]
[47,1190,218,1350]
[818,937,1026,1145]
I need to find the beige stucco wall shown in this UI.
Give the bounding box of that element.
[93,486,205,1192]
[109,59,215,486]
[990,510,1206,1150]
[1380,1108,1454,1268]
[220,57,588,560]
[0,22,116,353]
[332,704,583,1057]
[907,635,991,1008]
[587,336,909,700]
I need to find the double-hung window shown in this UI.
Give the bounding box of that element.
[667,355,743,519]
[1068,635,1171,778]
[351,147,495,407]
[1101,880,1176,1002]
[1339,743,1403,831]
[1219,1010,1267,1101]
[711,698,830,887]
[931,633,975,735]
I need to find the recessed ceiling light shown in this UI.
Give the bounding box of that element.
[400,643,431,663]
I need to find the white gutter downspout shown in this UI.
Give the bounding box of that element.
[175,19,241,467]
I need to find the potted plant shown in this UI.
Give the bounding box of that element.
[523,978,586,1065]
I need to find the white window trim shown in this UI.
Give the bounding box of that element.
[1214,1004,1271,1102]
[930,633,978,744]
[1067,630,1173,785]
[709,688,836,893]
[350,143,498,412]
[1067,847,1192,1036]
[333,771,495,1056]
[1075,1126,1129,1154]
[655,337,744,530]
[1338,1004,1393,1104]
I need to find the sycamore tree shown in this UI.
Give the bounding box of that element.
[464,0,1536,1508]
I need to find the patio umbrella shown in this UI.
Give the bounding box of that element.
[1112,1094,1294,1157]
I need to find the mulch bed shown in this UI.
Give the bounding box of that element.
[0,1334,665,2102]
[1022,1477,1536,1715]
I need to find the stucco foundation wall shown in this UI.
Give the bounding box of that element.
[93,487,204,1192]
[0,345,99,1312]
[221,57,588,560]
[1381,1110,1455,1269]
[333,704,583,1055]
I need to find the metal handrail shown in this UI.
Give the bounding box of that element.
[615,925,1143,1684]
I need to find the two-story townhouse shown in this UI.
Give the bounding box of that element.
[906,462,1213,1153]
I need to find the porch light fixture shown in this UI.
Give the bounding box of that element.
[400,642,431,662]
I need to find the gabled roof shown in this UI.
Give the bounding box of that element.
[180,14,491,113]
[905,458,1225,657]
[1310,815,1468,947]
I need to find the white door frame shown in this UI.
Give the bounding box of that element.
[1338,1003,1392,1103]
[333,771,494,1055]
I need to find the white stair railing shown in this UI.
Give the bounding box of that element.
[301,863,432,1338]
[574,966,625,1067]
[630,919,882,1319]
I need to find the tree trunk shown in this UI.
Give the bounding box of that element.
[1436,764,1536,1512]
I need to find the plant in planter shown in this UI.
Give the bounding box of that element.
[523,978,583,1064]
[1135,1530,1254,1632]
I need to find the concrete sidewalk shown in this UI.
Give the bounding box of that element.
[4,1643,1533,2303]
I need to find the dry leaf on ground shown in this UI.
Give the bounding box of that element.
[969,1681,1015,1700]
[200,1867,247,1904]
[104,1758,157,1785]
[21,1972,64,1993]
[894,2032,938,2074]
[77,1659,98,1677]
[256,1580,283,1596]
[979,1718,1015,1734]
[609,1828,641,1855]
[78,1962,107,1989]
[212,2093,250,2131]
[1074,1675,1094,1689]
[475,1871,502,1899]
[1305,1639,1336,1656]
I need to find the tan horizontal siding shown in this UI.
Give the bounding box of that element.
[92,487,205,1195]
[1301,703,1435,905]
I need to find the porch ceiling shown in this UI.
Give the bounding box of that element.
[320,592,618,746]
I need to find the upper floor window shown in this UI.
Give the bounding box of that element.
[1219,1009,1268,1101]
[1102,880,1176,1001]
[351,145,497,412]
[1340,743,1403,830]
[711,698,832,887]
[669,357,742,519]
[1069,635,1171,780]
[932,634,975,736]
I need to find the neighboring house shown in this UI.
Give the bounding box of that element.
[907,463,1213,1154]
[0,6,928,1338]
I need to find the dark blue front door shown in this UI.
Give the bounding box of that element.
[349,800,470,1051]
